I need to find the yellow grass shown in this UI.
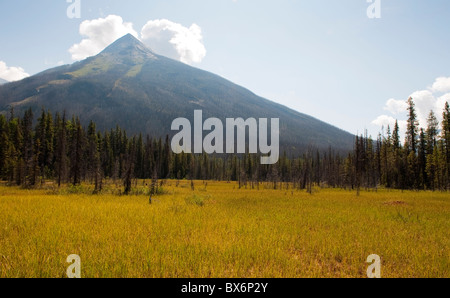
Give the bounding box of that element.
[0,181,448,278]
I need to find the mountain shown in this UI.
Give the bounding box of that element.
[0,78,8,85]
[0,34,354,153]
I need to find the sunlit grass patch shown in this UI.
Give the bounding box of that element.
[0,182,448,278]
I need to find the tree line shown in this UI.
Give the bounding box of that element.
[0,97,449,193]
[353,98,450,191]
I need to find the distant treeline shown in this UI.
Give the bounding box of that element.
[1,97,449,192]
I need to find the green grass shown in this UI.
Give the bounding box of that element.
[0,181,448,278]
[67,57,112,78]
[125,64,144,77]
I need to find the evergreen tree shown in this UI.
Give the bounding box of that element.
[405,97,419,154]
[55,113,68,187]
[442,102,450,188]
[21,109,34,186]
[418,129,427,189]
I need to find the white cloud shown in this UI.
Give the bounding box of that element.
[430,77,450,93]
[374,76,450,134]
[372,115,397,127]
[0,61,30,82]
[437,93,450,114]
[383,90,438,125]
[141,19,206,64]
[409,90,438,125]
[69,15,207,65]
[69,15,138,61]
[372,115,407,135]
[372,115,406,129]
[384,98,407,115]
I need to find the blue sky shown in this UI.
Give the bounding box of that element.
[1,0,450,137]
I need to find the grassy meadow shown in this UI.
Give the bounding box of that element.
[0,180,448,278]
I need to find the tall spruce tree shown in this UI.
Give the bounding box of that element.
[405,97,419,154]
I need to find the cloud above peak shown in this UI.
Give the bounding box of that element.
[69,15,206,65]
[141,19,206,64]
[69,15,138,61]
[0,61,30,82]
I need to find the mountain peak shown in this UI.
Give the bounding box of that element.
[109,33,141,46]
[100,33,156,61]
[0,33,355,154]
